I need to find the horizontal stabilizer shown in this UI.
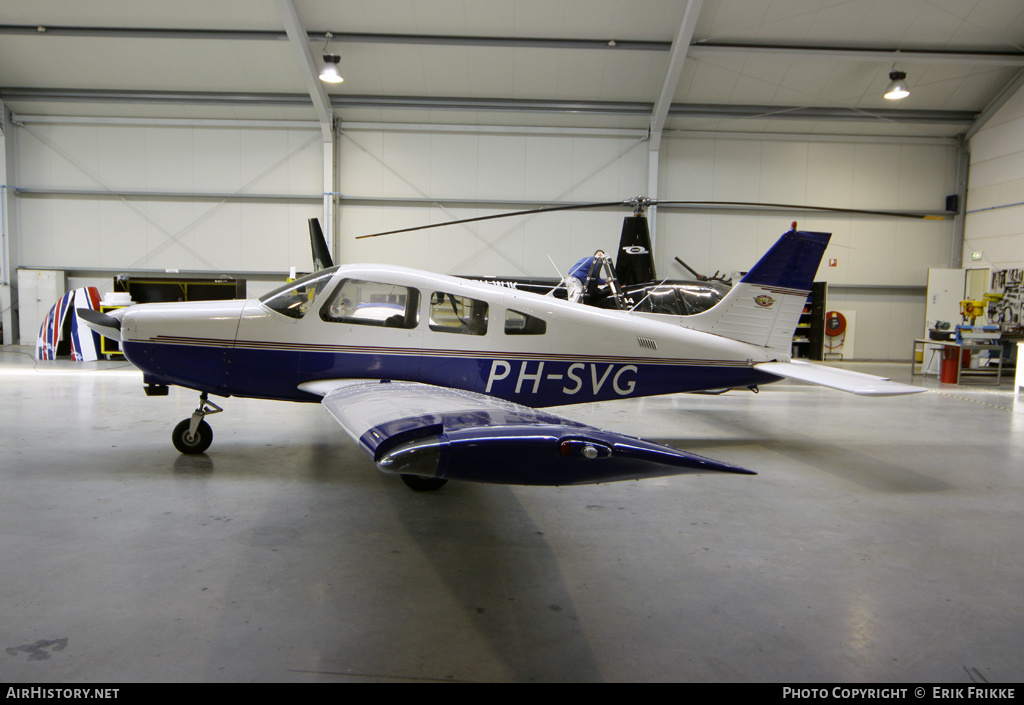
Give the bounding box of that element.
[300,379,754,485]
[755,361,927,396]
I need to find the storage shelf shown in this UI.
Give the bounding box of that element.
[793,281,826,360]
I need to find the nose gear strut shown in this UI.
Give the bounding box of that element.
[171,392,223,454]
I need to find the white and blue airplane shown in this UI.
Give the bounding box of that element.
[80,219,925,491]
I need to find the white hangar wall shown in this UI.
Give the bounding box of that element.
[337,126,959,360]
[13,120,325,277]
[7,118,959,359]
[966,81,1024,271]
[655,137,958,286]
[336,127,652,277]
[657,136,959,361]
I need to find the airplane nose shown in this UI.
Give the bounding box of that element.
[120,300,247,394]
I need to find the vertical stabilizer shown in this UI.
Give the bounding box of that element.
[681,228,831,353]
[614,215,657,286]
[308,218,334,271]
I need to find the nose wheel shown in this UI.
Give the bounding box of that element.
[172,392,222,454]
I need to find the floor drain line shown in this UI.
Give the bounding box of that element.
[936,391,1018,413]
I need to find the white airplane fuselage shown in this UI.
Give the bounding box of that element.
[118,263,783,408]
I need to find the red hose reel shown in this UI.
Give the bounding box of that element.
[825,311,847,356]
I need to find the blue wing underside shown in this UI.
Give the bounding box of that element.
[298,379,753,486]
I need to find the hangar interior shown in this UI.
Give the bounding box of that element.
[1,0,1024,683]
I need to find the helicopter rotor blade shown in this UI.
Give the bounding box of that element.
[355,200,628,239]
[650,200,945,220]
[354,195,946,240]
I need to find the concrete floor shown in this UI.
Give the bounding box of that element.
[1,344,1022,683]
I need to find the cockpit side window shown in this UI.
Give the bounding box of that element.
[259,269,336,319]
[505,309,547,335]
[429,292,488,335]
[321,278,420,329]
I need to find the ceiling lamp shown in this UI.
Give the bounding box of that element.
[320,54,343,83]
[319,32,343,84]
[884,66,909,100]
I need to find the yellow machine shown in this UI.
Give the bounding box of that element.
[961,299,986,325]
[961,293,1003,325]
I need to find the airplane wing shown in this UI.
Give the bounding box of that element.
[297,379,754,485]
[754,360,927,396]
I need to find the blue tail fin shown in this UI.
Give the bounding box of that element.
[741,228,831,291]
[682,227,831,352]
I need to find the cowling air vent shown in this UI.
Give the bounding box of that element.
[637,336,658,350]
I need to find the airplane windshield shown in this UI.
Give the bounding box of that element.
[259,269,337,319]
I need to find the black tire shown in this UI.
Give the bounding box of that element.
[172,419,213,455]
[400,474,448,492]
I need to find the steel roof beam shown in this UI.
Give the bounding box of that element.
[3,24,1023,66]
[0,88,978,125]
[275,0,332,139]
[650,0,701,143]
[688,43,1024,67]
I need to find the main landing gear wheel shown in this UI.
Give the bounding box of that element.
[400,474,448,492]
[172,392,222,455]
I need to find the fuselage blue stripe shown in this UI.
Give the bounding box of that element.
[122,339,779,407]
[140,335,751,367]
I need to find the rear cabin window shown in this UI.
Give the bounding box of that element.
[321,278,420,329]
[259,269,336,319]
[505,309,547,335]
[429,292,489,335]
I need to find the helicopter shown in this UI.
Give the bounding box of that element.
[350,195,942,318]
[458,209,732,316]
[338,198,733,316]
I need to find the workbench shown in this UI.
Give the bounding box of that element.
[911,339,1004,385]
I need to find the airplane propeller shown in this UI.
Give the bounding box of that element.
[77,307,122,337]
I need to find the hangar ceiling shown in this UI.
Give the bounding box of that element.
[1,0,1024,140]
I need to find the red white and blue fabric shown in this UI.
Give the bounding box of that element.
[35,287,102,361]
